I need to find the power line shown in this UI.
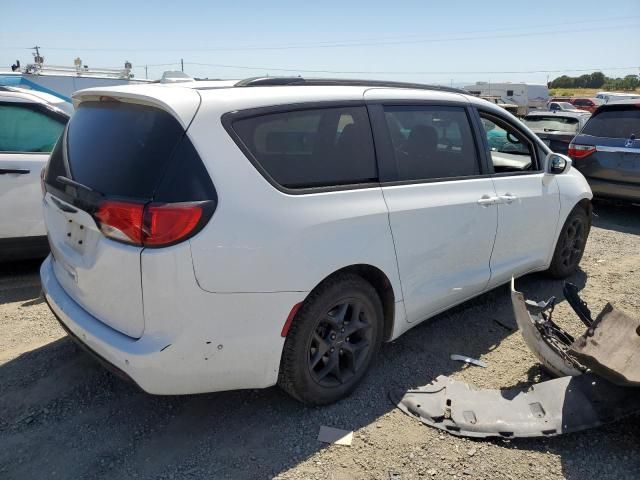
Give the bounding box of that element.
[2,18,639,53]
[193,23,639,52]
[184,62,639,76]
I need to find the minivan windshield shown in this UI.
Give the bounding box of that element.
[523,115,580,133]
[581,105,640,139]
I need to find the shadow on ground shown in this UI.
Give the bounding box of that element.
[0,205,638,479]
[0,259,43,304]
[592,200,640,235]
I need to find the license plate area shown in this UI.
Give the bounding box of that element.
[64,217,88,253]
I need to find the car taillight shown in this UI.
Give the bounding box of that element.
[94,201,145,244]
[143,203,202,246]
[568,144,596,160]
[94,201,203,247]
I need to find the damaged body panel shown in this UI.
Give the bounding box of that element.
[510,278,585,377]
[569,303,640,386]
[394,280,640,439]
[515,279,640,387]
[393,374,640,439]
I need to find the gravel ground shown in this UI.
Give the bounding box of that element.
[1,200,639,480]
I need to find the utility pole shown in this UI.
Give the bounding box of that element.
[181,58,184,72]
[32,45,44,65]
[145,65,148,79]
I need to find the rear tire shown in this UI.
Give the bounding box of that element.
[278,273,384,405]
[547,206,590,278]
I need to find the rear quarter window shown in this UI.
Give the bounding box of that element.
[231,106,377,190]
[582,106,640,139]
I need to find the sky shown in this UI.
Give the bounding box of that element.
[1,0,639,86]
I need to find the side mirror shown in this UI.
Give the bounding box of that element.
[547,153,570,174]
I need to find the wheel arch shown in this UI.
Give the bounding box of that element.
[575,197,593,220]
[306,264,397,342]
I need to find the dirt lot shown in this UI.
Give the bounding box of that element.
[1,201,639,480]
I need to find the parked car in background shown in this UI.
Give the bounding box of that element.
[595,91,640,103]
[546,101,584,113]
[40,78,592,405]
[0,86,70,261]
[569,97,604,113]
[569,99,640,202]
[523,111,590,155]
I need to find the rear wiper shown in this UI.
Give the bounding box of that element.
[56,175,96,193]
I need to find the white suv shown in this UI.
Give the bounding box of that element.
[40,78,592,404]
[0,87,70,260]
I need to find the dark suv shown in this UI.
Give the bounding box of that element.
[569,100,640,202]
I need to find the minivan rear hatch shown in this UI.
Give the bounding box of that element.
[42,88,214,338]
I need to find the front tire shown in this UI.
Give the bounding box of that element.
[547,206,590,278]
[278,273,384,405]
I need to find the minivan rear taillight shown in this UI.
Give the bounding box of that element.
[95,201,145,244]
[568,144,596,160]
[94,201,205,247]
[143,203,202,246]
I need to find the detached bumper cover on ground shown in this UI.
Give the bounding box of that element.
[394,280,640,439]
[393,373,639,439]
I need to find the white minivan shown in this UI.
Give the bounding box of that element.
[41,78,592,404]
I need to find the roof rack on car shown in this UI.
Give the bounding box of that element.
[229,76,468,94]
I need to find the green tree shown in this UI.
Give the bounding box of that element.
[589,72,605,88]
[551,71,637,91]
[550,75,575,88]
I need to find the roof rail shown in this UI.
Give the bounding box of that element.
[233,76,468,94]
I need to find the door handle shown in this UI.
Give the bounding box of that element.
[499,193,518,204]
[477,195,499,206]
[0,168,31,175]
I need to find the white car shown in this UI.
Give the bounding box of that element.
[40,78,593,404]
[546,101,585,113]
[0,87,70,260]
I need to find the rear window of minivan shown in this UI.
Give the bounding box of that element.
[581,105,640,139]
[46,101,185,198]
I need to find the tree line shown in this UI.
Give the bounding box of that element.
[549,71,639,91]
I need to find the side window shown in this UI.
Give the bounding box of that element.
[479,113,537,173]
[233,106,377,189]
[0,104,65,153]
[383,106,480,181]
[506,90,514,96]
